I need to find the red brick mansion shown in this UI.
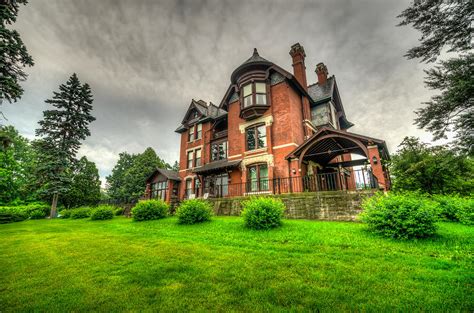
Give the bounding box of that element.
[145,43,390,203]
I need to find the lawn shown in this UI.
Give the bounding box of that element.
[0,217,472,312]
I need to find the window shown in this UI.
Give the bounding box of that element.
[194,179,201,197]
[246,124,266,150]
[247,164,269,192]
[195,148,201,167]
[211,141,228,161]
[187,151,193,169]
[196,123,202,140]
[188,126,195,142]
[242,82,267,108]
[185,179,193,198]
[151,181,168,200]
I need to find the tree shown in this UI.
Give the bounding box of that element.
[35,73,95,217]
[390,137,473,195]
[171,161,179,171]
[0,0,34,105]
[61,156,101,208]
[106,148,170,202]
[0,125,36,204]
[398,0,473,154]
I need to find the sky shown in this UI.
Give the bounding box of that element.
[2,0,443,184]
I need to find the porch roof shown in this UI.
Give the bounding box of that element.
[193,159,241,175]
[146,168,181,182]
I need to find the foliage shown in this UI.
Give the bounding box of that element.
[131,199,168,221]
[432,194,473,225]
[398,0,473,154]
[59,209,72,219]
[175,199,213,224]
[390,137,473,195]
[0,0,34,104]
[90,206,114,221]
[1,218,472,311]
[35,73,95,216]
[70,207,92,219]
[106,148,171,202]
[29,209,46,219]
[241,197,285,230]
[360,192,439,239]
[114,207,124,216]
[0,206,28,223]
[171,161,179,172]
[0,126,37,204]
[61,156,101,208]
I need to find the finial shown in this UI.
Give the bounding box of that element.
[253,48,259,56]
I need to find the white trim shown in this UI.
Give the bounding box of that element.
[186,145,203,153]
[228,154,242,159]
[272,143,298,150]
[244,147,267,155]
[239,115,273,134]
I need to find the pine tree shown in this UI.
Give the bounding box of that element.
[398,0,473,154]
[0,0,34,105]
[35,73,95,217]
[62,156,101,208]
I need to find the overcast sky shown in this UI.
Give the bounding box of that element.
[2,0,442,184]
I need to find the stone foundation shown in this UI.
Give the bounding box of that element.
[208,190,376,221]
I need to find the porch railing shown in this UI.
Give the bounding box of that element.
[198,169,378,199]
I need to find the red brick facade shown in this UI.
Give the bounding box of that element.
[149,43,390,203]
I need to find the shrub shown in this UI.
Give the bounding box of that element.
[59,209,72,219]
[29,209,46,219]
[359,192,439,239]
[176,199,213,224]
[241,197,286,230]
[90,206,114,220]
[432,194,473,225]
[114,207,124,216]
[70,207,92,219]
[132,200,168,221]
[0,207,29,224]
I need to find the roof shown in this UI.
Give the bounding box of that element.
[230,48,273,83]
[175,100,227,133]
[307,76,334,103]
[192,159,241,175]
[146,168,181,182]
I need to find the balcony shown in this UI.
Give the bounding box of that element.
[212,130,228,140]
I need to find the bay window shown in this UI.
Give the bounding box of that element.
[151,181,168,200]
[242,82,267,108]
[247,164,269,192]
[246,124,266,150]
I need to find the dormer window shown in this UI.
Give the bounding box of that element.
[242,82,267,108]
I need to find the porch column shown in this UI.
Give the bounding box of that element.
[145,183,151,199]
[367,145,387,190]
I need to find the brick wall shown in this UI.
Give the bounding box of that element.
[208,190,376,221]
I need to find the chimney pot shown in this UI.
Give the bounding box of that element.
[289,43,308,90]
[316,62,328,85]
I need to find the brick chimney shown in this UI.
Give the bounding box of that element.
[316,62,328,85]
[289,43,308,91]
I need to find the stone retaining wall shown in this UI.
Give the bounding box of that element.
[209,190,377,221]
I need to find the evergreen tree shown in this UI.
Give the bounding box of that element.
[398,0,473,154]
[62,156,101,208]
[0,0,34,105]
[171,160,179,171]
[35,73,95,217]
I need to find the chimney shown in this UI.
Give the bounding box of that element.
[316,62,328,85]
[289,43,308,91]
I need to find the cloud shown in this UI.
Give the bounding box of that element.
[2,0,441,184]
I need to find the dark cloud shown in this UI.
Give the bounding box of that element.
[3,0,442,183]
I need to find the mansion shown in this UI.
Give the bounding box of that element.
[145,43,390,203]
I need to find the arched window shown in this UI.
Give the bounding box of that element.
[247,163,269,192]
[246,124,266,151]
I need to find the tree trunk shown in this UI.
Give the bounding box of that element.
[50,193,58,218]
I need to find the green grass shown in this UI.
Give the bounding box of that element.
[0,217,472,312]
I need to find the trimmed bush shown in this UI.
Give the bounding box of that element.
[114,207,124,216]
[432,194,473,225]
[90,206,114,220]
[132,200,168,221]
[70,207,92,219]
[29,209,47,219]
[176,199,213,224]
[0,207,29,224]
[59,209,72,219]
[241,197,286,230]
[359,193,439,239]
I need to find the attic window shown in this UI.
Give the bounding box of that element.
[242,82,267,108]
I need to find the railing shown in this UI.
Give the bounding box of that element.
[212,130,228,140]
[197,169,378,199]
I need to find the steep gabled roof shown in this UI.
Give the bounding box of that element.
[175,99,227,133]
